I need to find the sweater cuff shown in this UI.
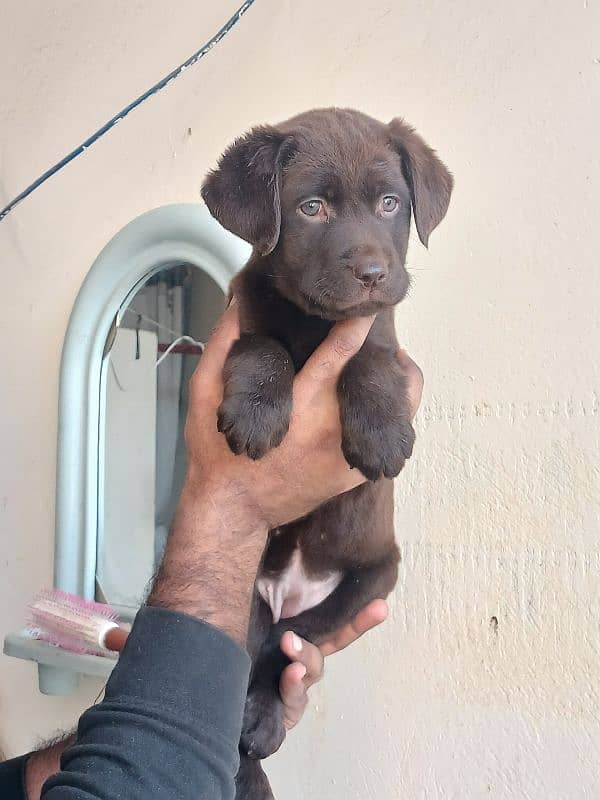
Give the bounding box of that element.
[105,605,251,746]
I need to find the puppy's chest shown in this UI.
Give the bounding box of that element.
[239,276,332,369]
[257,540,343,624]
[271,316,332,371]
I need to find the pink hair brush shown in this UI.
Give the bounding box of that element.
[28,589,129,656]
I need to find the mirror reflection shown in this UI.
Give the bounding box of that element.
[97,264,225,609]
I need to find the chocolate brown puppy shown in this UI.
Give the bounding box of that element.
[202,108,452,800]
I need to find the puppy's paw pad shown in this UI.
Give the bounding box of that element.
[241,690,286,760]
[342,418,415,481]
[217,394,290,459]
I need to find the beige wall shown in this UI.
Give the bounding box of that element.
[1,0,599,795]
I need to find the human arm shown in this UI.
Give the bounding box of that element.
[5,303,417,800]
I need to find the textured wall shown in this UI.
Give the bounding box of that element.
[1,1,599,796]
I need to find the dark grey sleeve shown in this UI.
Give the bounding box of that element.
[0,754,27,799]
[41,606,250,800]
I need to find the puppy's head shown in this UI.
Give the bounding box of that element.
[202,108,452,320]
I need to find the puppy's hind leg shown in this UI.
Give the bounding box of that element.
[241,548,400,761]
[235,752,274,800]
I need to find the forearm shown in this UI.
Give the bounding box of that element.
[23,735,75,800]
[32,483,266,800]
[1,737,73,800]
[148,479,268,645]
[41,608,251,800]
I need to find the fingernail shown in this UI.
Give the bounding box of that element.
[297,665,307,679]
[291,632,302,652]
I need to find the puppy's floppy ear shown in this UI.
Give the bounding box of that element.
[388,118,453,247]
[201,126,295,256]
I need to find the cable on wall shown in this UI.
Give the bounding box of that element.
[0,0,257,222]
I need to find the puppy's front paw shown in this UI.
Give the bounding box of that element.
[219,336,294,460]
[241,687,286,759]
[342,415,415,481]
[218,390,290,460]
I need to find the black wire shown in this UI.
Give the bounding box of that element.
[0,0,257,222]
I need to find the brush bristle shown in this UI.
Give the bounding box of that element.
[28,589,119,656]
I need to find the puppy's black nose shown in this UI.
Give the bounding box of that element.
[353,263,388,289]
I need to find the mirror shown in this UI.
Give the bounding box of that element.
[97,264,225,610]
[4,205,251,694]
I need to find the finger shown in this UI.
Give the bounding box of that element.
[280,631,325,687]
[298,315,375,389]
[189,300,240,394]
[397,348,424,420]
[319,599,388,657]
[280,662,308,730]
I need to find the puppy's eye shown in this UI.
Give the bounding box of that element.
[300,199,323,217]
[381,195,399,213]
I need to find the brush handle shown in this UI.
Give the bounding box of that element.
[104,626,129,653]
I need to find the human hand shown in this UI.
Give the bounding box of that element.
[278,600,389,731]
[184,301,423,530]
[151,302,422,642]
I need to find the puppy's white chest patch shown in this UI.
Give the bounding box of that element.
[257,546,343,624]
